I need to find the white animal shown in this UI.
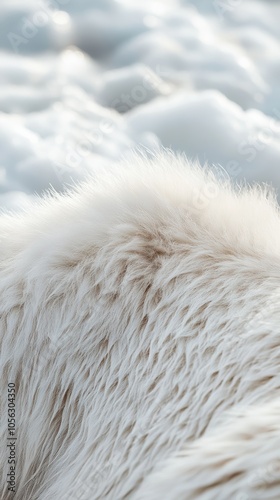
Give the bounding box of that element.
[0,152,280,499]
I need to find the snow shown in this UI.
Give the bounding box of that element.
[0,0,280,209]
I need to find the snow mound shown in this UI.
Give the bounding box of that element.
[1,0,280,208]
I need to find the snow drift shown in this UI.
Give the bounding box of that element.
[1,0,280,209]
[0,152,280,499]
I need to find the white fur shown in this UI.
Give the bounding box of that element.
[1,152,280,499]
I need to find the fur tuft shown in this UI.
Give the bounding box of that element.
[1,152,280,499]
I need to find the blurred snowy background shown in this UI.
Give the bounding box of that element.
[0,0,280,210]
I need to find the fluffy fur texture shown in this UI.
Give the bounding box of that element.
[0,152,280,499]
